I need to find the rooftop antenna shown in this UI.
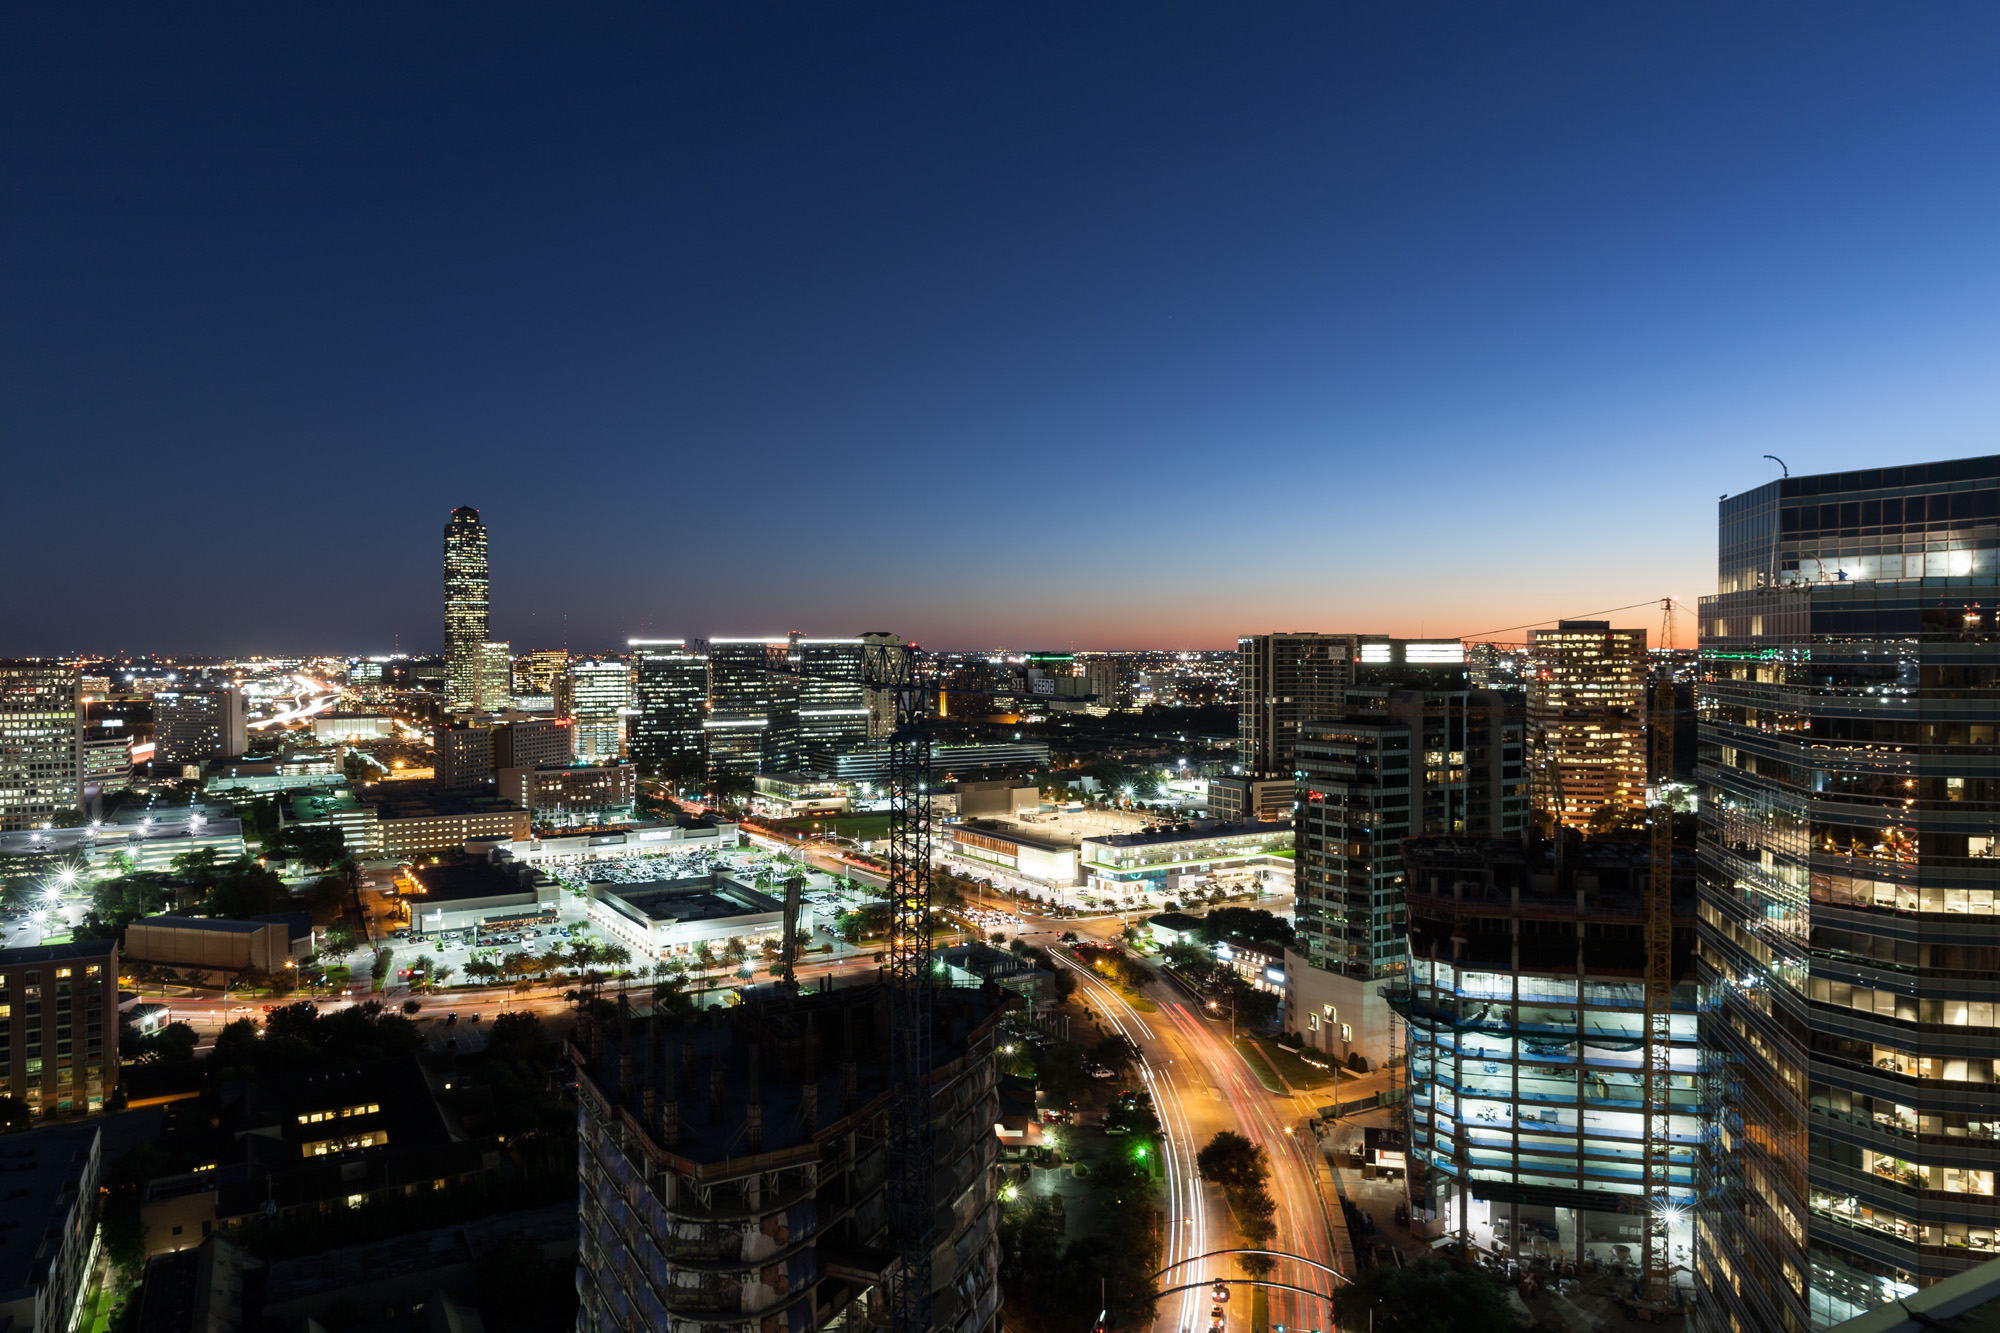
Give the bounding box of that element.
[1763,456,1789,590]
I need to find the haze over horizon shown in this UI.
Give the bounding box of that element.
[9,5,2000,656]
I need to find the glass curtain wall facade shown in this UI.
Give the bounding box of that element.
[797,638,868,763]
[1693,455,2000,1333]
[1395,837,1699,1281]
[0,661,81,831]
[1528,622,1649,831]
[442,506,489,715]
[627,640,707,781]
[477,641,511,714]
[706,639,779,777]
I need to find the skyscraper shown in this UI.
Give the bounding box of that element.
[796,637,868,764]
[0,660,82,831]
[153,686,247,768]
[443,506,489,715]
[1693,455,2000,1331]
[628,640,708,780]
[1528,621,1648,831]
[556,659,631,764]
[705,639,780,777]
[477,641,512,714]
[1237,632,1358,776]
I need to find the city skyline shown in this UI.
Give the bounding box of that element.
[12,8,2000,653]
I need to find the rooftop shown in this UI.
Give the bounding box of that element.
[0,939,115,967]
[1084,820,1284,849]
[132,915,273,935]
[358,783,526,820]
[593,870,780,924]
[407,858,542,904]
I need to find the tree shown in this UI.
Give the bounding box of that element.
[0,1097,29,1131]
[1196,1131,1276,1275]
[1332,1259,1515,1333]
[271,824,345,869]
[1194,908,1295,950]
[322,922,358,954]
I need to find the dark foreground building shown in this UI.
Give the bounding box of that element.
[1694,455,2000,1331]
[572,982,1005,1333]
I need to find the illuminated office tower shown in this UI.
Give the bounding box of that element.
[705,639,780,777]
[796,638,868,765]
[556,659,630,763]
[1693,456,2000,1332]
[1527,622,1648,831]
[0,660,82,831]
[860,631,907,738]
[628,640,708,780]
[1237,633,1358,776]
[153,686,247,767]
[443,506,490,715]
[477,642,512,714]
[517,649,568,696]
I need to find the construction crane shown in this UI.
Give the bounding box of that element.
[866,639,937,1333]
[1640,598,1678,1305]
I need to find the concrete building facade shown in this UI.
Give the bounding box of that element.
[0,661,81,832]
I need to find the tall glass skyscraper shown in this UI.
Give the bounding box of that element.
[1694,455,2000,1331]
[628,640,708,780]
[796,638,868,763]
[0,660,81,831]
[705,639,779,777]
[443,506,490,715]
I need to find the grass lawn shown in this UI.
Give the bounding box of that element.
[1232,1035,1287,1093]
[770,812,894,842]
[1254,1037,1336,1089]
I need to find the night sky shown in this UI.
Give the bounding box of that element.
[8,6,2000,656]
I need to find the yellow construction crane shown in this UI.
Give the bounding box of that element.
[1641,597,1678,1305]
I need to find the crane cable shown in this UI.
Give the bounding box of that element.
[1454,597,1669,644]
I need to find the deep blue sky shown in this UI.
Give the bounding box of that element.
[8,6,2000,655]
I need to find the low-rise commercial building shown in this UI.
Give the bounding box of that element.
[751,772,850,818]
[952,820,1080,884]
[123,915,310,976]
[1079,820,1294,897]
[830,739,1049,783]
[281,786,381,856]
[309,713,398,743]
[0,1123,102,1333]
[584,868,786,960]
[401,855,556,936]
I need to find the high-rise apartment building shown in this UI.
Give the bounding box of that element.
[555,660,630,764]
[1693,455,2000,1332]
[705,639,780,776]
[477,641,511,714]
[153,687,247,768]
[627,641,707,780]
[0,940,120,1114]
[434,724,493,792]
[796,638,868,763]
[1528,621,1648,832]
[442,506,489,715]
[1237,633,1358,776]
[0,662,82,832]
[1284,639,1527,1068]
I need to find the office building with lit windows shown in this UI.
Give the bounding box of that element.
[1285,639,1528,1068]
[556,659,630,764]
[797,638,869,763]
[705,639,781,776]
[442,506,490,715]
[477,641,511,714]
[1693,455,2000,1332]
[1529,622,1648,831]
[153,687,246,768]
[628,641,707,779]
[0,661,82,832]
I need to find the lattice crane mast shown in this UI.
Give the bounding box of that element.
[865,639,938,1333]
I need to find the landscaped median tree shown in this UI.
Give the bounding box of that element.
[1195,1131,1277,1276]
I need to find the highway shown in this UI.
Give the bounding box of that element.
[1033,918,1344,1333]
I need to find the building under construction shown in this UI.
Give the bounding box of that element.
[571,981,1006,1333]
[1390,833,1700,1288]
